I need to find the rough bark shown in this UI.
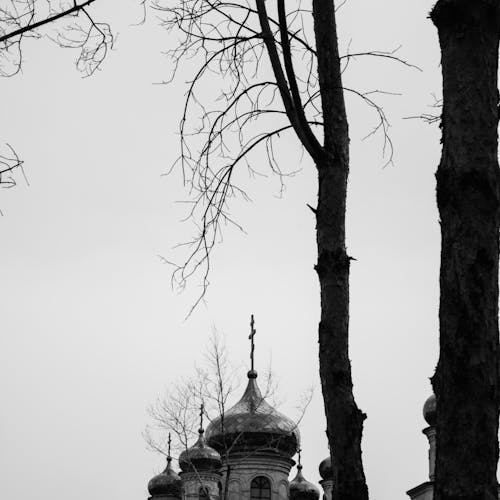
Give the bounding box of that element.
[312,2,368,500]
[430,2,500,500]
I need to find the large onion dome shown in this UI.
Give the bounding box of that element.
[318,456,333,481]
[179,428,222,473]
[423,393,436,427]
[148,456,182,498]
[205,370,300,456]
[290,462,320,500]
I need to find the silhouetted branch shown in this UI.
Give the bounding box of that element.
[0,1,113,208]
[0,0,95,43]
[0,143,25,189]
[156,0,413,310]
[340,46,422,73]
[404,95,442,125]
[0,0,112,77]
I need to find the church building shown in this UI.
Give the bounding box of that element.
[146,318,438,500]
[146,365,332,500]
[146,316,332,500]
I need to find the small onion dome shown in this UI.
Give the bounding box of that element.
[148,457,182,498]
[290,464,320,500]
[205,370,300,456]
[423,393,436,427]
[318,456,333,481]
[179,429,222,473]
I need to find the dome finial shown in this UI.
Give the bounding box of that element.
[199,402,205,435]
[248,314,256,374]
[297,447,303,470]
[167,432,172,463]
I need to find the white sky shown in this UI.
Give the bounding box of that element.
[0,1,444,499]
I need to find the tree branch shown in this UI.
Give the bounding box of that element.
[255,0,321,162]
[312,0,346,155]
[0,0,96,43]
[277,0,323,161]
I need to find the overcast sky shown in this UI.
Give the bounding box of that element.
[1,1,445,499]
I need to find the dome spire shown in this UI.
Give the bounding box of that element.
[199,403,205,435]
[249,314,256,374]
[147,431,182,498]
[290,447,320,500]
[167,432,172,463]
[204,318,300,457]
[178,404,222,473]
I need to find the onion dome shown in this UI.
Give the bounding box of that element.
[179,430,222,472]
[179,406,222,473]
[205,370,300,456]
[148,456,181,498]
[318,456,333,481]
[423,393,436,426]
[290,453,320,500]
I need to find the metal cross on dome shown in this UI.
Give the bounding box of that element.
[167,432,172,461]
[249,314,256,372]
[199,402,205,433]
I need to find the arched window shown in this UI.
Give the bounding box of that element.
[199,486,210,500]
[250,476,271,500]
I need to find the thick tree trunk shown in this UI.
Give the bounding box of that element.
[313,3,368,500]
[431,2,500,500]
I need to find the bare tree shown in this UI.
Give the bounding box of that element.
[154,2,416,499]
[146,334,240,455]
[430,2,500,500]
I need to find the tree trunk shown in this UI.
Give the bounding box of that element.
[431,2,500,500]
[313,3,368,500]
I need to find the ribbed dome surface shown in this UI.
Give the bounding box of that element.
[318,456,332,480]
[290,465,320,500]
[148,458,182,498]
[179,430,222,473]
[205,370,300,456]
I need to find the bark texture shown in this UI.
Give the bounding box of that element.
[431,2,500,500]
[312,2,368,500]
